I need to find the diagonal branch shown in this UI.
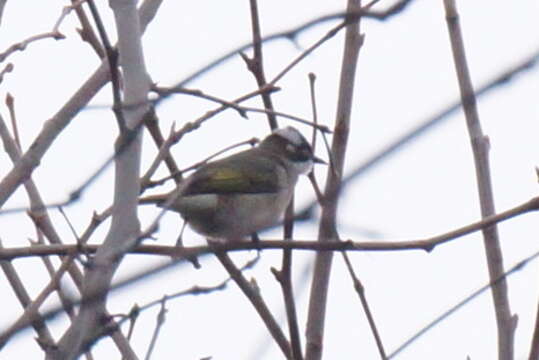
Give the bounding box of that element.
[0,239,56,351]
[0,100,135,358]
[0,0,162,211]
[443,2,515,359]
[159,0,415,95]
[215,251,292,358]
[0,253,74,351]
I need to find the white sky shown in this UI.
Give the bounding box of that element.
[1,1,539,359]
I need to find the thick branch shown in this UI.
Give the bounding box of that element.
[49,0,150,359]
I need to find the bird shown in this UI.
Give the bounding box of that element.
[140,126,324,242]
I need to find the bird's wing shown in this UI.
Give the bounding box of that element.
[183,152,283,195]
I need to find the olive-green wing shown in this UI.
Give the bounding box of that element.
[183,153,282,195]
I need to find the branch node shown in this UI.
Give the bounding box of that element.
[270,266,284,283]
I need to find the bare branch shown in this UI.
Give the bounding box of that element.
[389,249,539,359]
[243,0,277,130]
[443,2,515,359]
[160,0,415,95]
[0,1,97,63]
[305,0,363,358]
[2,195,539,262]
[2,193,539,349]
[341,254,386,359]
[50,0,151,358]
[69,0,105,58]
[272,196,303,360]
[139,84,279,190]
[296,45,539,226]
[0,0,162,211]
[0,101,134,357]
[144,299,167,360]
[0,239,56,351]
[143,137,258,190]
[0,32,65,64]
[0,253,74,351]
[215,251,292,358]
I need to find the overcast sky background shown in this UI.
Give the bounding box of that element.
[1,1,539,359]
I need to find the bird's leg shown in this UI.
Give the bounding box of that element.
[175,220,187,247]
[251,232,261,251]
[174,220,200,268]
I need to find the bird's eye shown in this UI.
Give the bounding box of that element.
[286,144,295,153]
[287,143,312,162]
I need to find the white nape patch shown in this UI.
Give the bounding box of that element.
[273,126,306,146]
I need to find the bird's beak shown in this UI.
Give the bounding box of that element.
[312,155,327,165]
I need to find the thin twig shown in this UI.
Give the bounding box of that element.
[144,298,167,360]
[144,137,258,189]
[53,0,89,33]
[308,73,318,150]
[0,0,161,212]
[295,45,539,228]
[268,22,345,87]
[58,207,81,240]
[34,235,78,326]
[151,86,330,133]
[152,86,247,117]
[0,31,65,63]
[5,94,21,149]
[159,0,414,97]
[0,240,56,351]
[0,243,69,351]
[124,304,139,343]
[341,254,386,359]
[244,0,278,129]
[239,106,331,132]
[0,0,92,63]
[86,0,126,130]
[306,73,326,205]
[142,107,183,185]
[69,0,105,58]
[0,62,13,84]
[139,85,279,190]
[29,220,92,360]
[272,197,303,360]
[389,249,539,359]
[123,253,258,318]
